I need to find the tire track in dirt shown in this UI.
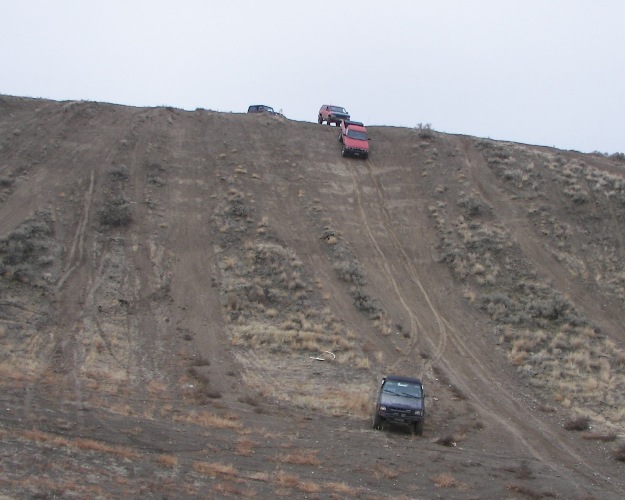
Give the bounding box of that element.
[55,169,94,291]
[52,218,128,428]
[20,105,139,420]
[345,161,447,374]
[24,168,100,423]
[346,156,618,491]
[161,113,237,399]
[39,116,142,418]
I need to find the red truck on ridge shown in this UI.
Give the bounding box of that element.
[338,120,369,159]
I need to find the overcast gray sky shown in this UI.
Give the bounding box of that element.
[2,1,624,154]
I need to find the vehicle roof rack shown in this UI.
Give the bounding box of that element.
[383,375,422,384]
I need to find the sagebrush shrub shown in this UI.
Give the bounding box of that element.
[98,200,131,227]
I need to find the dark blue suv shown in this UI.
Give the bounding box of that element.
[373,375,425,435]
[247,104,279,115]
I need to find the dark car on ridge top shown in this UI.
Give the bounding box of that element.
[247,104,280,115]
[373,375,425,435]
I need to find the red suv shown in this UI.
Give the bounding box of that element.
[318,105,350,126]
[339,120,369,159]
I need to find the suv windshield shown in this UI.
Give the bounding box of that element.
[330,106,347,113]
[347,130,367,141]
[383,380,422,398]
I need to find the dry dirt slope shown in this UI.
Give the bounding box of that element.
[1,94,625,498]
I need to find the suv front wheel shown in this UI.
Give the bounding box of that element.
[373,414,382,430]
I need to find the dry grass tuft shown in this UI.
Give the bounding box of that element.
[581,431,617,441]
[174,411,242,430]
[156,454,178,468]
[289,387,372,418]
[213,481,250,496]
[432,472,457,488]
[235,437,256,456]
[20,429,140,459]
[324,481,355,494]
[506,482,557,498]
[74,438,138,459]
[296,480,321,493]
[273,471,321,496]
[23,429,69,447]
[273,471,302,488]
[238,393,262,406]
[537,404,557,413]
[147,380,168,394]
[373,463,401,479]
[192,461,238,478]
[273,449,320,466]
[248,471,270,482]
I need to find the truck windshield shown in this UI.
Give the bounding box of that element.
[383,381,422,398]
[347,130,367,141]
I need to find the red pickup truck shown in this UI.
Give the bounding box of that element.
[338,120,369,159]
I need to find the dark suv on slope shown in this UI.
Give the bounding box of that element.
[373,375,425,435]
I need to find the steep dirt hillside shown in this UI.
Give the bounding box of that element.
[1,94,624,498]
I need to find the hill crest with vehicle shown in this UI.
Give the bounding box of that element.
[1,94,625,497]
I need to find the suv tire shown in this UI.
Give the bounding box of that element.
[414,419,424,436]
[373,414,382,430]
